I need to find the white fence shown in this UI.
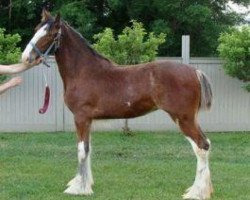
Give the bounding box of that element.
[0,57,249,132]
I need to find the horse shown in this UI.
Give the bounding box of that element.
[22,9,213,200]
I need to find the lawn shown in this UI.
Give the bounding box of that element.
[0,131,249,200]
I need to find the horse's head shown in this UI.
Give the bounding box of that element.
[22,9,61,65]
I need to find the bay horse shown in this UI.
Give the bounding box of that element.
[22,10,213,199]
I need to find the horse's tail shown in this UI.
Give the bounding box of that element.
[196,70,213,111]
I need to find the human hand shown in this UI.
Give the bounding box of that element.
[8,77,23,87]
[23,57,43,67]
[26,57,43,67]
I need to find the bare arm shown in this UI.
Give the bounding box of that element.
[0,63,29,74]
[0,77,22,95]
[0,58,42,75]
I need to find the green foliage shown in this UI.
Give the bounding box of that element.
[0,0,46,48]
[218,26,250,91]
[0,28,21,83]
[59,2,97,40]
[104,0,248,56]
[0,28,21,64]
[1,0,249,56]
[93,21,166,65]
[245,84,250,92]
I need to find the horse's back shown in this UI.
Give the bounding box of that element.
[148,60,200,116]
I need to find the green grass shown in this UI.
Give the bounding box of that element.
[0,131,249,200]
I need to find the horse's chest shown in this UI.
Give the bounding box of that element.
[63,87,86,111]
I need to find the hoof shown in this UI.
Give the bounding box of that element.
[67,175,81,187]
[64,184,93,196]
[67,175,94,187]
[182,184,213,200]
[64,177,93,195]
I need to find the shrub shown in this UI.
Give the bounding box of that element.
[217,26,250,91]
[0,28,21,83]
[93,20,166,65]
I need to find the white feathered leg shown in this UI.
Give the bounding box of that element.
[64,141,93,195]
[183,138,213,200]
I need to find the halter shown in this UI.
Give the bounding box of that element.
[29,28,62,68]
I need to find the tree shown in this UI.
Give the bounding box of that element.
[93,21,165,134]
[58,1,98,41]
[0,28,21,83]
[104,0,249,56]
[217,26,250,91]
[0,0,49,48]
[0,0,249,56]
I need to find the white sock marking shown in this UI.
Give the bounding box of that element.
[78,141,86,162]
[64,141,93,195]
[183,137,213,199]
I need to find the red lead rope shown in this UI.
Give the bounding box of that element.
[39,84,50,114]
[39,65,50,114]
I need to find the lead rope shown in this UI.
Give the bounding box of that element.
[38,43,54,114]
[43,67,48,86]
[39,67,50,114]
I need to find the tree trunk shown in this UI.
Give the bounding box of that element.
[8,0,12,31]
[122,119,132,135]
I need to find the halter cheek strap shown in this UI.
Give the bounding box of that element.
[29,28,62,68]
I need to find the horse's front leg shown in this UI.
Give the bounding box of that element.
[64,115,93,195]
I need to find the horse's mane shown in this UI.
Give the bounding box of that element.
[63,21,111,63]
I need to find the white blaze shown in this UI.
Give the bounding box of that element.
[22,24,48,63]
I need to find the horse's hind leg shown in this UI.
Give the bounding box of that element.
[64,115,93,195]
[176,115,213,200]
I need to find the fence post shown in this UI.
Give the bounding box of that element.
[182,35,190,64]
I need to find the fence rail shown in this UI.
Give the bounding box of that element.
[0,57,249,132]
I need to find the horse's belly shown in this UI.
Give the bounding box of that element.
[94,98,157,119]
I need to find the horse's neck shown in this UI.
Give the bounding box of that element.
[56,25,90,67]
[55,24,112,79]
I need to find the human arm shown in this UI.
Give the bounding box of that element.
[0,58,42,75]
[0,77,22,95]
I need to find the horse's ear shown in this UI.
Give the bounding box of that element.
[41,8,51,22]
[54,13,61,29]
